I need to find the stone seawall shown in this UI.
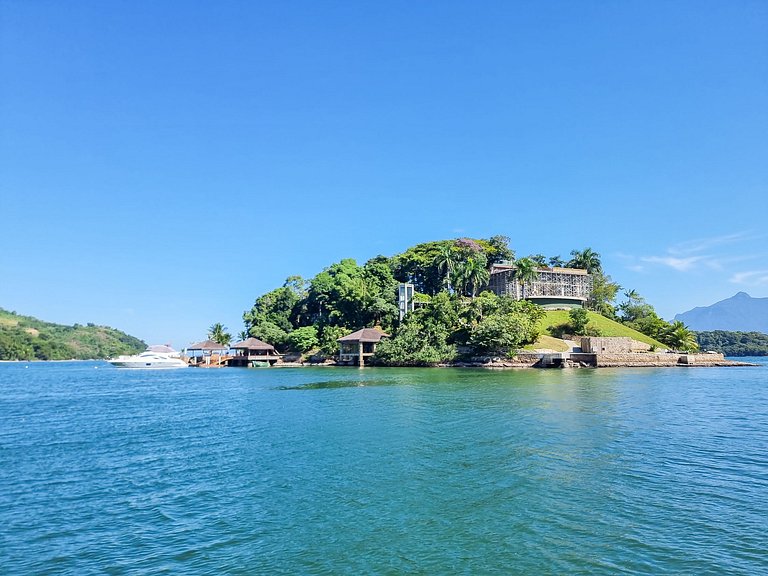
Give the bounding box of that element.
[594,352,746,367]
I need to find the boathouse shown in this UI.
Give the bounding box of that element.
[228,337,281,367]
[338,327,389,366]
[186,340,229,366]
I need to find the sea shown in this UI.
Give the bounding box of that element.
[1,360,767,575]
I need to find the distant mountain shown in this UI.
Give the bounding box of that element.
[0,307,146,361]
[675,292,768,333]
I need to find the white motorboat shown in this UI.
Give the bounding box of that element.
[108,345,188,369]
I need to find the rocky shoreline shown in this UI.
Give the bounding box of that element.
[276,351,758,369]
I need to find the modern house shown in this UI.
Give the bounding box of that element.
[228,337,281,367]
[487,264,592,309]
[338,327,390,366]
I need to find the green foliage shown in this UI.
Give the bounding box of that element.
[249,321,288,350]
[391,236,512,295]
[587,271,621,318]
[375,291,542,363]
[374,311,456,366]
[568,308,590,335]
[303,258,399,331]
[695,330,768,356]
[469,312,537,355]
[0,308,145,360]
[286,326,319,353]
[660,321,699,352]
[243,278,305,334]
[567,247,602,273]
[514,257,539,299]
[208,322,232,346]
[317,325,349,356]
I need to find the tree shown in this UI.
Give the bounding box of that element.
[662,321,699,352]
[514,257,539,299]
[588,271,621,318]
[548,255,565,267]
[286,326,319,354]
[462,256,490,298]
[317,325,349,357]
[249,321,288,350]
[433,244,458,292]
[569,307,590,335]
[485,235,515,264]
[528,254,547,266]
[208,323,232,346]
[567,248,602,273]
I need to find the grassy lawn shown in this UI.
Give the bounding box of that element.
[538,310,666,348]
[522,334,571,352]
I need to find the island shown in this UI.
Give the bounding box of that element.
[195,236,752,368]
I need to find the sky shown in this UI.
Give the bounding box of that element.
[1,0,767,347]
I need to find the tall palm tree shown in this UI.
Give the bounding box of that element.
[514,257,539,300]
[433,244,457,292]
[567,248,602,273]
[208,322,232,346]
[548,255,565,268]
[624,289,640,301]
[463,257,490,298]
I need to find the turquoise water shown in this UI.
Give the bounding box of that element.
[1,361,767,574]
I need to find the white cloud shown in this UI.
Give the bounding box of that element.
[619,231,766,275]
[729,270,768,286]
[641,255,707,272]
[668,231,760,255]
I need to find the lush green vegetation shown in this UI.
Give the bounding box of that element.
[0,308,146,360]
[695,331,768,356]
[240,236,699,363]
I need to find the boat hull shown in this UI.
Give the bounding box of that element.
[108,359,188,369]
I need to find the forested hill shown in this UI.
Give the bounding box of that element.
[0,308,146,361]
[695,330,768,357]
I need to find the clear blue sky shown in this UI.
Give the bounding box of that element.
[2,0,766,347]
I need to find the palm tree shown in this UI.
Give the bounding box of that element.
[548,255,565,268]
[514,257,539,300]
[567,248,602,273]
[663,321,699,352]
[463,257,490,298]
[528,254,547,266]
[624,289,640,301]
[208,322,232,346]
[433,244,457,292]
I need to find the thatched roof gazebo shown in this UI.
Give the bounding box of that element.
[338,327,389,366]
[185,339,229,366]
[229,337,281,367]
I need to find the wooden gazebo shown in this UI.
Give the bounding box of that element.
[338,327,389,366]
[186,339,229,366]
[229,337,281,367]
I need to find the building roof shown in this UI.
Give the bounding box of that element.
[187,339,229,350]
[490,264,589,276]
[338,327,390,343]
[231,337,275,351]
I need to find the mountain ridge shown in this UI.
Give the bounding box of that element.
[675,292,768,333]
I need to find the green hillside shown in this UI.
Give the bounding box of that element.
[539,310,667,348]
[0,308,146,360]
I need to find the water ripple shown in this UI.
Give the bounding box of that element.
[1,361,767,573]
